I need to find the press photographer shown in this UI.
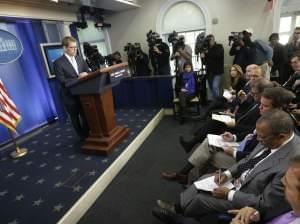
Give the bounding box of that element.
[146,30,171,75]
[229,28,256,72]
[168,31,192,73]
[83,42,105,71]
[200,34,224,99]
[124,42,151,76]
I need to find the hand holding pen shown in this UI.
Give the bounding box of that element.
[214,169,228,185]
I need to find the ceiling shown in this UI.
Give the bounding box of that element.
[61,0,142,12]
[1,0,141,12]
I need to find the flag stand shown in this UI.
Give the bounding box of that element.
[8,129,27,159]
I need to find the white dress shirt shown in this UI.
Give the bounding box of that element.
[65,53,79,75]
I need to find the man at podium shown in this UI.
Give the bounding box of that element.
[54,36,90,140]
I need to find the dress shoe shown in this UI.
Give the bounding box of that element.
[152,206,177,224]
[179,136,192,153]
[161,171,188,184]
[156,200,176,213]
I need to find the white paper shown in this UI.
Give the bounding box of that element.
[207,134,239,148]
[223,89,233,101]
[212,114,235,124]
[194,176,234,191]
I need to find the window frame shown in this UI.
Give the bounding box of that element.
[279,12,300,44]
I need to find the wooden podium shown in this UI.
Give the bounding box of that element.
[68,63,130,155]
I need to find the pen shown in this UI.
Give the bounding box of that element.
[218,169,221,184]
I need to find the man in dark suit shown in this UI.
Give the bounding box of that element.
[54,36,90,140]
[153,110,300,223]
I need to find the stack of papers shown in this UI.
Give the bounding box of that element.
[207,134,240,148]
[194,176,234,191]
[223,89,233,101]
[212,114,235,124]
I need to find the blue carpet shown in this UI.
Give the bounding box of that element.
[0,108,159,224]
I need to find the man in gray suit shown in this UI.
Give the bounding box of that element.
[54,36,90,140]
[153,110,300,223]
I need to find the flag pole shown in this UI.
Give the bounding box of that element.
[7,129,27,159]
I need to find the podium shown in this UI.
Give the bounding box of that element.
[68,63,130,155]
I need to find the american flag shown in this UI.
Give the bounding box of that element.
[0,79,21,132]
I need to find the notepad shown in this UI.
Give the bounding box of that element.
[223,89,233,101]
[207,134,239,148]
[194,176,234,192]
[212,114,235,124]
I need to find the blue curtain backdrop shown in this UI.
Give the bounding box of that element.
[0,19,59,144]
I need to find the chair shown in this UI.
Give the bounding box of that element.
[172,70,206,119]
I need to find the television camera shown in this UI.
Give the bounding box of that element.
[146,30,167,75]
[168,31,185,54]
[124,42,143,75]
[83,42,105,71]
[228,31,244,46]
[146,30,161,49]
[194,32,210,59]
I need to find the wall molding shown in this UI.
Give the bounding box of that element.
[156,0,212,34]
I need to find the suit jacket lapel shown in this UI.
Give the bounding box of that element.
[237,104,258,123]
[63,55,78,76]
[241,136,296,187]
[75,56,81,73]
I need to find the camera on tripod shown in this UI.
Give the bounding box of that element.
[168,31,185,54]
[124,42,143,75]
[83,42,105,71]
[228,31,244,46]
[124,42,142,59]
[195,32,210,56]
[104,54,114,66]
[146,30,161,49]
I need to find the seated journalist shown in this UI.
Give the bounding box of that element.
[153,110,300,223]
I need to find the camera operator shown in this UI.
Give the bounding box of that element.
[170,34,192,74]
[147,32,171,76]
[229,28,256,72]
[134,43,151,76]
[200,34,224,99]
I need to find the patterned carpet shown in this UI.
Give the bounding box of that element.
[0,108,159,224]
